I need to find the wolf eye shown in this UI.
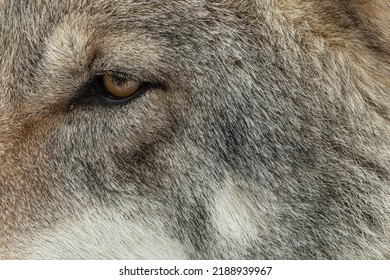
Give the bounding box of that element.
[102,73,142,99]
[71,72,157,108]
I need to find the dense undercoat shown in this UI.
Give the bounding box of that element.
[0,0,389,259]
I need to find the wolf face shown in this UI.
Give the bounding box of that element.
[0,0,389,259]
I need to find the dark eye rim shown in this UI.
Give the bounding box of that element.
[70,73,157,108]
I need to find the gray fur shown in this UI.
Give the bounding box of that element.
[0,0,389,259]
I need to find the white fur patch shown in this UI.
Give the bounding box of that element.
[23,209,188,259]
[211,178,262,247]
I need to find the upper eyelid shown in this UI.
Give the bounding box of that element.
[90,58,158,84]
[103,71,142,82]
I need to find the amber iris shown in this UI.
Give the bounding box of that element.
[102,73,141,99]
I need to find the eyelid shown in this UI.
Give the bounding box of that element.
[102,71,136,81]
